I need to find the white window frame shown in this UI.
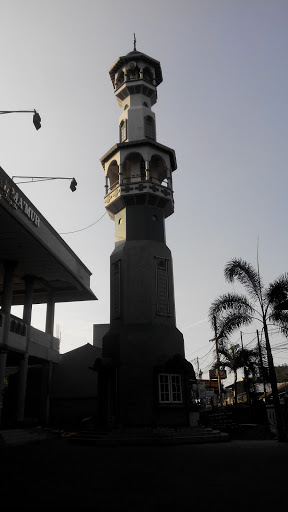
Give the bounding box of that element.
[158,373,182,404]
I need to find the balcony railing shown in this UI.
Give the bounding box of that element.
[10,315,27,337]
[0,310,59,360]
[115,76,155,92]
[106,176,170,195]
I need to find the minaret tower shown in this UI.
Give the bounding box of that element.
[100,39,194,428]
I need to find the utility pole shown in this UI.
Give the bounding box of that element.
[262,320,286,441]
[241,331,249,405]
[213,316,223,407]
[196,357,200,379]
[257,329,267,402]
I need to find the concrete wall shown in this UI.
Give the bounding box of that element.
[110,239,176,326]
[50,344,101,426]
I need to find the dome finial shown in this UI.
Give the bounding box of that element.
[133,33,136,51]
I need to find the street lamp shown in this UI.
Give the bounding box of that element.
[0,109,41,130]
[12,176,78,192]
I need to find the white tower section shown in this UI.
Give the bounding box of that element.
[114,57,158,143]
[101,49,176,220]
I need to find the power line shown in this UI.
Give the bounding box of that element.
[198,345,215,361]
[59,212,107,234]
[185,341,211,358]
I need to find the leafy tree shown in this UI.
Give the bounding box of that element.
[209,258,288,441]
[275,364,288,383]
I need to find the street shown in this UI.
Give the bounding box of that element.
[2,437,287,509]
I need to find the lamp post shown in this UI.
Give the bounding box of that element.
[12,176,77,192]
[0,109,41,130]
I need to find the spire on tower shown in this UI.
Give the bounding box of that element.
[133,33,136,51]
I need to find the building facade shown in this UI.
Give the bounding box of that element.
[0,167,96,426]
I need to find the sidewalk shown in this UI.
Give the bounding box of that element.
[2,437,287,509]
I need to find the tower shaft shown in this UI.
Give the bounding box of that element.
[98,45,194,428]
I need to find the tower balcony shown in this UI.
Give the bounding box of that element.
[104,177,174,219]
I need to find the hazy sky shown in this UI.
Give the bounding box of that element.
[1,0,288,383]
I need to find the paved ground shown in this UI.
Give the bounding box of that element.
[2,437,287,509]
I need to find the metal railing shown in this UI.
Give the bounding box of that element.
[106,176,170,195]
[114,76,155,92]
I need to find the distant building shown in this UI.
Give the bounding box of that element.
[93,324,109,349]
[50,344,101,426]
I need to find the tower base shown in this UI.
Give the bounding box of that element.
[98,324,195,428]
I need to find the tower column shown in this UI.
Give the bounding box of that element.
[0,349,7,425]
[2,261,17,347]
[167,167,173,189]
[145,160,150,181]
[105,175,109,195]
[16,353,28,422]
[16,275,34,423]
[119,163,123,185]
[40,361,53,425]
[23,276,34,326]
[45,294,55,336]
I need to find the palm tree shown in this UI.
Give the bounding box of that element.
[217,344,243,405]
[209,258,288,441]
[215,343,258,405]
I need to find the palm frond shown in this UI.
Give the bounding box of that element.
[265,273,288,310]
[268,310,288,338]
[217,311,254,339]
[224,258,263,302]
[209,293,255,327]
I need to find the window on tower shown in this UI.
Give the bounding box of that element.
[158,374,182,403]
[120,120,127,142]
[155,257,170,316]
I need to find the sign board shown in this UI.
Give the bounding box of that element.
[0,172,40,227]
[209,369,227,380]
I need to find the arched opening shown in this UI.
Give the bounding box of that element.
[127,65,140,81]
[149,155,167,185]
[123,153,145,184]
[143,66,153,83]
[107,160,119,191]
[145,115,156,140]
[117,70,125,87]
